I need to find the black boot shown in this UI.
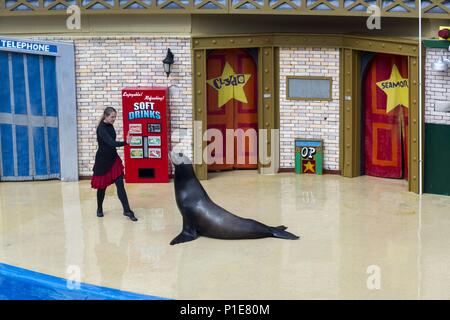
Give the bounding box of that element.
[97,188,106,218]
[124,210,138,222]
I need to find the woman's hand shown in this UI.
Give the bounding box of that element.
[126,133,131,144]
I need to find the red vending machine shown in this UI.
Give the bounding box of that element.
[122,87,170,183]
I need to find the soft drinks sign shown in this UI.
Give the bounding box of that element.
[122,87,170,183]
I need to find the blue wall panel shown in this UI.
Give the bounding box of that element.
[43,56,58,117]
[15,125,29,177]
[0,124,14,177]
[48,127,60,174]
[33,127,47,176]
[1,52,60,180]
[12,53,27,115]
[27,54,43,116]
[0,52,11,113]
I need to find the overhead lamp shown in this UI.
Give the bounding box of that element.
[432,56,450,72]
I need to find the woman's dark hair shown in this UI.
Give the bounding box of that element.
[98,107,117,126]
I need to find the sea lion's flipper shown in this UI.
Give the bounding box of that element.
[170,230,198,245]
[275,225,287,230]
[271,228,300,240]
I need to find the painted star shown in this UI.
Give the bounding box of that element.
[206,62,251,108]
[303,161,315,173]
[376,64,409,114]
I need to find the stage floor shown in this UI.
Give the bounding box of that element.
[1,171,450,299]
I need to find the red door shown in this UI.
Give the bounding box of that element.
[364,54,409,179]
[206,49,258,171]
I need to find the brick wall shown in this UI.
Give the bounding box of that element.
[279,47,340,171]
[68,36,192,176]
[20,42,449,176]
[425,48,450,125]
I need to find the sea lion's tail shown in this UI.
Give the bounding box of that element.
[270,227,300,240]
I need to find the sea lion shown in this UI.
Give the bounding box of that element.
[169,151,300,245]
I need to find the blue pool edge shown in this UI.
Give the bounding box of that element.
[0,262,171,300]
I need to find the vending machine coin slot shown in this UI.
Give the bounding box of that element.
[122,87,169,183]
[143,137,149,158]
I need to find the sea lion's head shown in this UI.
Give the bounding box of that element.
[169,150,192,166]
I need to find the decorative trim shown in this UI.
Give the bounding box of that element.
[423,39,450,49]
[0,0,448,18]
[56,40,79,182]
[192,34,419,57]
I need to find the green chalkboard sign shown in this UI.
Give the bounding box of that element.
[295,139,323,175]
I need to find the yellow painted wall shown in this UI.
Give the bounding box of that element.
[0,14,192,36]
[0,14,443,39]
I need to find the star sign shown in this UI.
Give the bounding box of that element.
[206,62,251,108]
[376,64,409,114]
[303,161,315,173]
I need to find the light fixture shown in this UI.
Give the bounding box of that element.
[432,56,450,72]
[163,48,174,78]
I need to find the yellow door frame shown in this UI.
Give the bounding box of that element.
[192,34,421,193]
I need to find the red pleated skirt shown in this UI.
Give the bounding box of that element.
[91,156,124,189]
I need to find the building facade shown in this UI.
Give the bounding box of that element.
[0,1,449,195]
